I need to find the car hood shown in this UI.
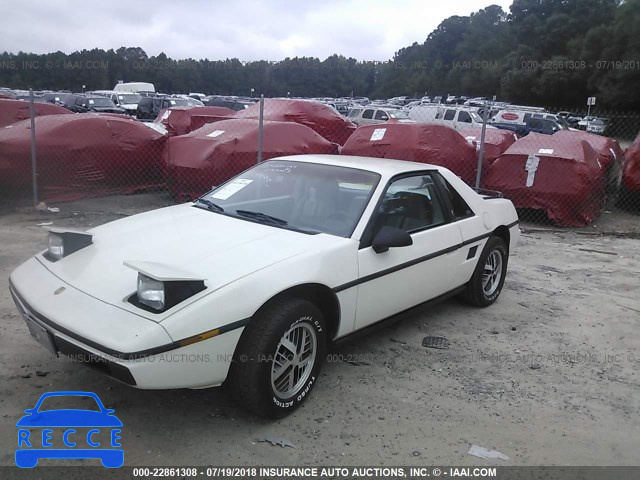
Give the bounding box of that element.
[40,204,346,320]
[90,106,125,113]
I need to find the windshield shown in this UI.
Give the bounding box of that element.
[389,111,409,119]
[117,93,141,104]
[197,160,380,237]
[88,98,115,107]
[183,97,204,106]
[37,395,101,412]
[470,112,483,123]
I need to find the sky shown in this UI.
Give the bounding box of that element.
[1,0,514,61]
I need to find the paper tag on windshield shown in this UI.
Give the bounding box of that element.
[538,148,554,155]
[211,179,253,200]
[170,100,176,105]
[370,128,386,141]
[206,130,225,138]
[161,110,171,120]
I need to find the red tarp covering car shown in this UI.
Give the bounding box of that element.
[234,99,356,145]
[457,128,518,166]
[622,136,640,193]
[0,114,167,201]
[484,133,605,227]
[166,118,340,201]
[341,122,480,185]
[154,106,235,136]
[553,130,624,194]
[0,98,72,128]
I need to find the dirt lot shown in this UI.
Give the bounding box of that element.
[0,193,639,468]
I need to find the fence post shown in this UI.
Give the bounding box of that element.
[475,101,488,190]
[257,94,264,164]
[29,89,39,207]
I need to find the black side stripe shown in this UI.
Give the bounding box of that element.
[9,281,249,360]
[334,220,519,293]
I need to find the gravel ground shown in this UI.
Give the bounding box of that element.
[0,193,639,469]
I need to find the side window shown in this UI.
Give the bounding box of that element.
[529,119,541,129]
[458,111,472,123]
[362,109,374,119]
[533,113,543,118]
[374,110,389,121]
[434,173,474,220]
[444,109,456,121]
[523,113,532,122]
[375,174,447,234]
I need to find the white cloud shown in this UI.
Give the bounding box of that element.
[1,0,513,61]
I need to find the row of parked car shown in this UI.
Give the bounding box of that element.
[0,85,259,121]
[344,101,609,137]
[1,93,638,227]
[1,84,610,136]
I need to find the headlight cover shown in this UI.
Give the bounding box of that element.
[137,274,165,311]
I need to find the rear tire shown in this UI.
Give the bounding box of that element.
[463,235,508,307]
[227,298,326,418]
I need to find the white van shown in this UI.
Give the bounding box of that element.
[408,105,490,130]
[490,109,560,125]
[348,106,412,125]
[92,90,142,113]
[113,82,155,94]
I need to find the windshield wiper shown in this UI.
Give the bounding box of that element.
[194,198,224,213]
[235,210,288,226]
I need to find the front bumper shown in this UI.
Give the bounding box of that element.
[9,258,243,389]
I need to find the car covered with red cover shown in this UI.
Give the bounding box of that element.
[154,106,235,136]
[166,118,340,201]
[234,99,356,145]
[553,130,624,196]
[484,133,605,227]
[341,122,479,185]
[622,133,640,195]
[457,128,518,167]
[0,98,72,128]
[0,114,167,201]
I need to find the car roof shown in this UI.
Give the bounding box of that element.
[270,154,440,177]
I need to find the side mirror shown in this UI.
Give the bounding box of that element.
[372,226,413,254]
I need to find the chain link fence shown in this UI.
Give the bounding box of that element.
[1,93,639,228]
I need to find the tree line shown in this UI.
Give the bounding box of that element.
[1,0,638,109]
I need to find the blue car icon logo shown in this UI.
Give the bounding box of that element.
[16,391,123,468]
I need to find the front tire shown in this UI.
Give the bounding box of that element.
[463,235,508,307]
[228,298,326,418]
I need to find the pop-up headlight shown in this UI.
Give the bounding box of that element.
[47,233,65,261]
[126,262,206,313]
[137,274,165,311]
[43,230,93,262]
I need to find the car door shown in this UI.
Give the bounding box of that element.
[353,173,466,330]
[374,109,390,124]
[441,109,456,128]
[360,109,375,125]
[456,110,473,130]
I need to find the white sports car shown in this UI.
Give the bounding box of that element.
[9,155,519,417]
